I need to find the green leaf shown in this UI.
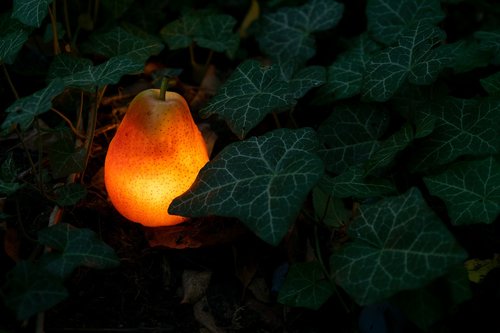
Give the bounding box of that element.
[319,165,396,199]
[160,12,239,55]
[38,223,120,279]
[101,0,135,20]
[83,27,164,62]
[331,187,467,305]
[200,60,294,139]
[194,14,239,56]
[0,14,30,64]
[58,55,143,89]
[278,262,334,310]
[424,157,500,225]
[366,0,445,45]
[410,98,500,171]
[287,66,326,99]
[2,261,68,320]
[481,71,500,96]
[444,40,492,73]
[54,183,87,206]
[363,123,414,175]
[362,22,448,102]
[0,154,23,196]
[474,29,500,65]
[170,128,324,246]
[316,33,381,102]
[12,0,53,27]
[48,128,86,178]
[47,54,93,81]
[160,12,202,49]
[317,103,389,174]
[312,186,350,227]
[256,0,344,63]
[1,79,65,133]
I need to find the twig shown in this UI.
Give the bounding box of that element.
[2,63,19,99]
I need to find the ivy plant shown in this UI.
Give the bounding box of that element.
[1,0,499,331]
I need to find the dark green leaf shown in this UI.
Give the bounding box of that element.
[288,66,326,99]
[410,98,500,171]
[160,13,202,49]
[312,186,350,227]
[316,33,381,102]
[444,40,492,73]
[200,60,295,139]
[317,103,389,174]
[170,128,324,246]
[0,14,30,64]
[83,27,164,62]
[54,183,87,206]
[1,79,65,133]
[366,0,444,45]
[195,14,239,56]
[12,0,53,27]
[101,0,135,19]
[2,261,68,320]
[278,262,334,309]
[331,188,467,305]
[481,71,500,96]
[59,55,144,89]
[319,165,396,199]
[424,157,500,225]
[474,29,500,65]
[48,129,86,178]
[256,0,344,63]
[48,54,93,81]
[0,154,23,196]
[38,223,120,279]
[364,123,414,175]
[362,22,448,102]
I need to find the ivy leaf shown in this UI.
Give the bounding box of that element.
[331,188,467,305]
[445,40,492,73]
[58,55,143,89]
[481,71,500,96]
[287,66,326,99]
[200,60,294,139]
[366,0,445,45]
[362,22,448,102]
[474,29,500,65]
[0,154,23,196]
[54,183,87,207]
[424,157,500,225]
[170,128,324,246]
[410,98,500,171]
[319,165,396,199]
[278,262,334,310]
[48,128,86,178]
[160,12,239,55]
[12,0,53,27]
[1,79,65,134]
[316,33,381,103]
[0,15,30,64]
[83,26,164,62]
[160,13,202,49]
[100,0,135,20]
[47,54,93,81]
[2,261,68,320]
[312,186,350,227]
[194,14,239,56]
[256,0,344,63]
[363,123,414,175]
[317,103,389,174]
[38,223,120,279]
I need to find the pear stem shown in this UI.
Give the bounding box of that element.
[159,77,169,101]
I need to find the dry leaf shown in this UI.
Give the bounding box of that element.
[193,296,226,333]
[181,270,212,304]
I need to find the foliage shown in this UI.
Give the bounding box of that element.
[1,0,500,331]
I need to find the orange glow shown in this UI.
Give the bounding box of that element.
[104,89,209,227]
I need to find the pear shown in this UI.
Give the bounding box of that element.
[104,89,209,227]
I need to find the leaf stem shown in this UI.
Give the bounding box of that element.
[51,108,86,139]
[14,126,40,190]
[48,4,61,55]
[63,0,72,40]
[2,64,19,99]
